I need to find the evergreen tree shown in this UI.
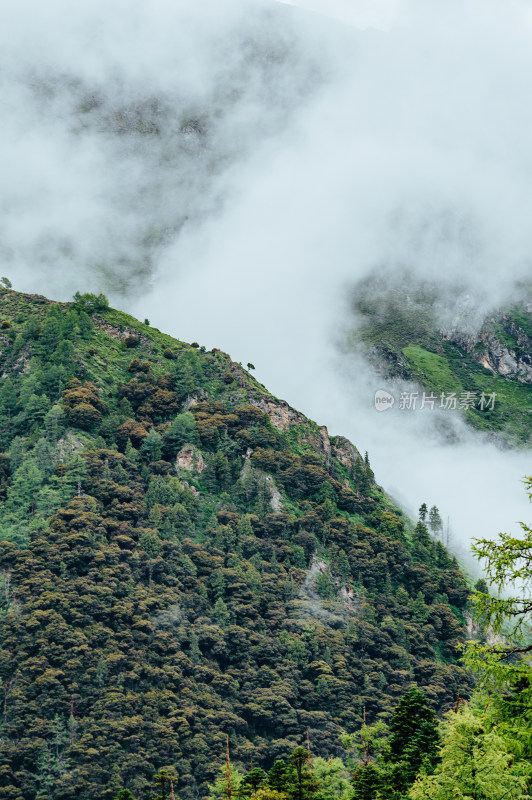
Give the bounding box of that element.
[212,597,230,628]
[238,768,267,798]
[354,457,370,497]
[466,477,532,763]
[411,522,431,563]
[385,687,440,793]
[140,428,163,462]
[153,769,178,800]
[163,411,197,457]
[267,761,290,794]
[428,506,443,539]
[363,452,374,484]
[409,704,530,800]
[351,764,382,800]
[286,747,319,800]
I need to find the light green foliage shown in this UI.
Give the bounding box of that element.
[212,597,230,627]
[409,704,531,800]
[465,477,532,764]
[312,757,353,800]
[208,764,244,800]
[468,477,532,644]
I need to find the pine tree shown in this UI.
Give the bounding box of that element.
[363,452,374,484]
[153,769,178,800]
[428,506,443,539]
[212,598,230,628]
[411,521,431,563]
[163,411,197,457]
[140,428,163,462]
[285,747,319,800]
[351,763,382,800]
[354,457,370,497]
[267,760,290,794]
[385,687,440,793]
[238,767,267,798]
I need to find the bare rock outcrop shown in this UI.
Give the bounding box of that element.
[250,397,306,431]
[331,436,362,471]
[175,444,205,473]
[444,312,532,384]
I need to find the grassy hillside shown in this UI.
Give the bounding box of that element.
[0,290,472,800]
[349,283,532,445]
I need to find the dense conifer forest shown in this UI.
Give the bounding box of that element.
[0,289,529,800]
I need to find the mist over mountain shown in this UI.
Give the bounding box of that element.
[2,3,532,796]
[3,0,532,553]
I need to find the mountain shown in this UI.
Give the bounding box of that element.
[0,289,473,800]
[346,278,532,446]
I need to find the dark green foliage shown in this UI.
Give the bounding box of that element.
[349,688,440,799]
[163,412,197,458]
[238,768,267,798]
[351,764,382,800]
[386,687,440,789]
[285,748,319,800]
[0,290,473,800]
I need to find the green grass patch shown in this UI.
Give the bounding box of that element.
[402,344,463,395]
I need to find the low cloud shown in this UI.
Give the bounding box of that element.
[3,0,532,559]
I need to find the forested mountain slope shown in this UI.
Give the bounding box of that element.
[0,289,472,800]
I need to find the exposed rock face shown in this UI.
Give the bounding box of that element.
[240,448,283,512]
[465,612,505,647]
[263,474,283,512]
[182,392,207,410]
[175,444,205,473]
[319,426,332,462]
[181,481,200,497]
[444,313,532,384]
[93,320,140,342]
[250,397,306,431]
[331,435,362,471]
[56,432,85,462]
[240,447,253,480]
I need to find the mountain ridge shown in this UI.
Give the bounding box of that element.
[0,289,473,800]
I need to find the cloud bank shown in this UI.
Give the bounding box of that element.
[2,0,532,558]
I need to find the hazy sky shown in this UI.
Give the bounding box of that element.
[3,0,532,561]
[276,0,396,28]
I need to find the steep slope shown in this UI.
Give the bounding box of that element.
[0,289,472,800]
[347,278,532,446]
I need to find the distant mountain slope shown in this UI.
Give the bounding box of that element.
[0,289,472,800]
[347,279,532,445]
